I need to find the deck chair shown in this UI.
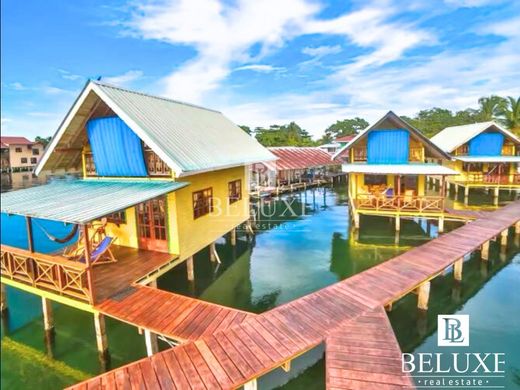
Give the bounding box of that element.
[61,218,108,258]
[76,236,117,265]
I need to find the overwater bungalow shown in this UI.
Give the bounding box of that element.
[333,111,457,231]
[0,80,274,355]
[251,146,342,195]
[430,121,520,202]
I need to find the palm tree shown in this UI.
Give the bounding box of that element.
[499,96,520,135]
[478,95,506,121]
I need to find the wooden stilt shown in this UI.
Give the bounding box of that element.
[438,216,444,234]
[515,221,520,235]
[353,212,360,229]
[187,256,195,281]
[281,360,291,372]
[244,379,258,390]
[417,281,431,311]
[395,216,400,232]
[453,258,463,281]
[481,241,490,261]
[0,283,7,316]
[41,297,54,333]
[454,184,459,195]
[144,329,159,357]
[246,219,255,236]
[149,279,158,288]
[230,228,237,246]
[493,187,499,205]
[464,186,469,198]
[210,243,221,264]
[94,312,109,358]
[385,302,393,312]
[500,229,508,248]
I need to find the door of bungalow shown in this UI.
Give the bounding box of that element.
[136,197,169,252]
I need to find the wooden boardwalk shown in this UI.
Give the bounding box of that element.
[326,307,414,389]
[444,207,490,221]
[96,285,255,342]
[69,201,520,390]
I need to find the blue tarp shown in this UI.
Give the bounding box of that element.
[367,129,409,164]
[469,132,504,156]
[87,116,147,177]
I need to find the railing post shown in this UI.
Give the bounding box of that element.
[25,216,36,283]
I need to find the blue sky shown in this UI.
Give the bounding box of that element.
[1,0,519,139]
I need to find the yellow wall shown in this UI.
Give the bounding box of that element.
[89,207,138,248]
[170,166,249,260]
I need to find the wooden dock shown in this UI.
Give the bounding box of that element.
[326,307,414,389]
[68,201,520,390]
[96,285,255,343]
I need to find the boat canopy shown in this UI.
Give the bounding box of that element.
[341,163,458,175]
[0,179,188,224]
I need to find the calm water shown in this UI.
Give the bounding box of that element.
[1,176,519,389]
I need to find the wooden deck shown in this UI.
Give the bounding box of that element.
[68,201,520,390]
[92,245,178,303]
[326,307,414,389]
[96,285,256,342]
[444,207,491,221]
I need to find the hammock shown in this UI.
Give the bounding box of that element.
[33,220,79,244]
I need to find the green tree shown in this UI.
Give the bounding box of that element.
[35,136,51,147]
[499,96,520,135]
[239,125,252,135]
[323,118,368,141]
[478,95,507,121]
[254,122,315,147]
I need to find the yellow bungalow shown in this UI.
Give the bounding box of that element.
[0,80,274,354]
[333,111,457,232]
[430,121,520,202]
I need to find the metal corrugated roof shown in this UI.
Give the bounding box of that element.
[454,155,520,163]
[265,147,339,171]
[36,81,275,177]
[430,122,520,153]
[342,163,458,175]
[0,179,188,224]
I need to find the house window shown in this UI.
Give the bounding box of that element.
[27,145,32,150]
[106,211,126,225]
[30,157,37,164]
[364,174,387,186]
[228,179,242,204]
[32,149,40,155]
[15,147,22,153]
[193,188,213,219]
[21,157,28,164]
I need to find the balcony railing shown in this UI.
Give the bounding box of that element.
[84,150,171,177]
[409,147,424,162]
[460,173,520,185]
[1,245,91,303]
[355,195,444,213]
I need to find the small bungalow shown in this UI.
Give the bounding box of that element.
[333,111,457,232]
[430,121,520,202]
[0,80,274,341]
[251,146,342,193]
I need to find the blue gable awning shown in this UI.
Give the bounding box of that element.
[87,116,148,177]
[367,129,409,164]
[469,132,504,156]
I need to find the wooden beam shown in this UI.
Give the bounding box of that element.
[144,329,159,357]
[209,242,221,264]
[41,297,54,333]
[82,225,96,305]
[353,212,360,229]
[0,283,7,315]
[515,221,520,235]
[230,228,237,246]
[438,216,445,234]
[93,312,108,358]
[395,216,400,232]
[481,240,490,261]
[281,360,291,372]
[186,256,195,281]
[417,281,431,311]
[244,379,258,390]
[25,216,34,253]
[500,229,508,248]
[453,258,463,281]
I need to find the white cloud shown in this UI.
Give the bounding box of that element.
[301,45,342,58]
[58,69,83,81]
[234,64,285,73]
[103,70,144,86]
[9,82,27,91]
[443,0,500,8]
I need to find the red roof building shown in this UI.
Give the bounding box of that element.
[0,136,36,146]
[335,134,356,143]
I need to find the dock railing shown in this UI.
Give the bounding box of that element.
[1,245,91,303]
[457,173,520,185]
[355,195,444,213]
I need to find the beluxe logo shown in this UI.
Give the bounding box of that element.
[438,314,469,347]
